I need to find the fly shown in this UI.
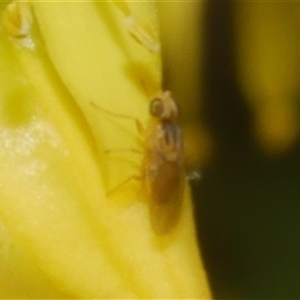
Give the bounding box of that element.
[144,91,184,235]
[92,90,185,235]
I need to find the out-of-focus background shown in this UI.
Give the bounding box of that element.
[159,2,300,299]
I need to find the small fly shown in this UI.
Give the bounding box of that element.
[92,90,185,235]
[143,91,184,235]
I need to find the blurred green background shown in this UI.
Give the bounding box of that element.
[161,2,300,299]
[197,3,300,299]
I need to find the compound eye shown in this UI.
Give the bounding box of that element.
[150,97,164,117]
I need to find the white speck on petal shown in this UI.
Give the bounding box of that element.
[0,119,68,178]
[0,119,63,156]
[2,1,36,50]
[124,16,160,53]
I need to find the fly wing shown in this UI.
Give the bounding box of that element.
[148,160,185,235]
[145,120,184,235]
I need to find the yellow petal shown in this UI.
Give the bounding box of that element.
[236,3,300,155]
[0,1,211,298]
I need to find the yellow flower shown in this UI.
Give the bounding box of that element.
[0,1,211,298]
[236,2,300,155]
